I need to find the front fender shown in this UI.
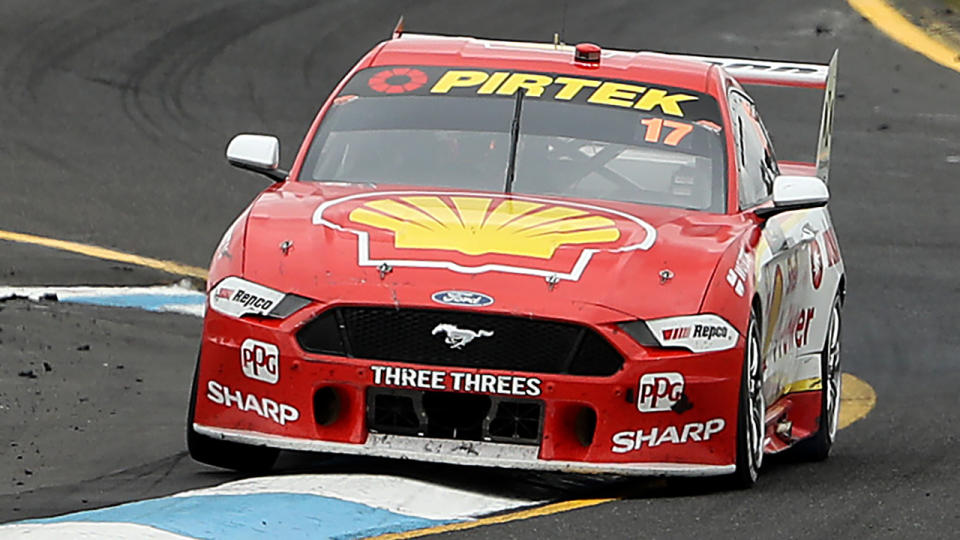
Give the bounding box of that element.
[699,232,757,335]
[207,207,252,292]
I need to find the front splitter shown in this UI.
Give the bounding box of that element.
[194,424,735,477]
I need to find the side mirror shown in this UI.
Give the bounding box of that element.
[755,175,829,219]
[226,134,288,182]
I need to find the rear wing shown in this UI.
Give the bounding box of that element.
[673,51,839,183]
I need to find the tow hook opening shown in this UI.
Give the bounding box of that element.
[574,406,597,447]
[313,386,341,426]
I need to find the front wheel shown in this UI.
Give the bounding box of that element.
[793,295,842,461]
[730,311,765,488]
[186,350,279,473]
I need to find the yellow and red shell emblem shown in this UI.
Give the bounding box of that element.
[313,191,656,281]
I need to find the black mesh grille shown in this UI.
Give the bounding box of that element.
[297,307,623,376]
[366,388,543,445]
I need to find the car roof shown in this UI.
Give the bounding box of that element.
[371,34,716,94]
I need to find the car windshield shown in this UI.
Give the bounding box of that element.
[301,66,727,212]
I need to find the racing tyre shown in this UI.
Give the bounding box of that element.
[730,311,765,488]
[186,350,279,473]
[793,295,842,461]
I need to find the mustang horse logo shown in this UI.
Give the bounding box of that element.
[432,324,494,349]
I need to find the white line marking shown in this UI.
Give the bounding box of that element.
[170,474,535,520]
[0,522,194,539]
[0,283,205,317]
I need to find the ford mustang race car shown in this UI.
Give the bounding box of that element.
[188,28,844,487]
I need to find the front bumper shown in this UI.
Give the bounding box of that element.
[194,425,734,476]
[192,304,744,476]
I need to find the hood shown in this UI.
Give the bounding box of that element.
[243,183,750,323]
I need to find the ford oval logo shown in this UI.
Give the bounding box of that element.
[431,290,494,307]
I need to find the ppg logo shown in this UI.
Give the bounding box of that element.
[637,372,685,412]
[240,339,279,384]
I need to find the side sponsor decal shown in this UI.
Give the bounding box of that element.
[240,338,279,384]
[764,265,784,351]
[313,191,657,282]
[726,246,750,297]
[823,228,842,267]
[611,418,725,453]
[206,380,299,425]
[768,305,817,360]
[810,237,824,289]
[637,372,684,412]
[794,307,816,348]
[785,251,800,293]
[371,365,541,397]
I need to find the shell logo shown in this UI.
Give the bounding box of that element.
[313,191,656,281]
[347,196,620,259]
[764,265,784,351]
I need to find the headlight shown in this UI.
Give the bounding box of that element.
[209,276,311,319]
[619,314,739,353]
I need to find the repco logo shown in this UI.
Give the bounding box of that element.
[637,372,685,412]
[231,289,274,311]
[693,325,727,340]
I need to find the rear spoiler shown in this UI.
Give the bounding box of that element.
[673,51,839,183]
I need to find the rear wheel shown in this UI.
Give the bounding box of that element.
[793,296,842,461]
[730,311,765,488]
[186,350,278,473]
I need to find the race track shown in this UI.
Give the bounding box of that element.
[1,0,959,538]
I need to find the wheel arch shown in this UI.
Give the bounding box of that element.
[837,274,846,305]
[751,294,762,322]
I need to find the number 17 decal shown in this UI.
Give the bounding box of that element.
[641,118,693,146]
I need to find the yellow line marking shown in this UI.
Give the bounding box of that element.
[373,373,877,539]
[369,498,617,540]
[0,229,208,280]
[848,0,960,73]
[838,372,877,430]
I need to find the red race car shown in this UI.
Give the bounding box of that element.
[188,28,845,487]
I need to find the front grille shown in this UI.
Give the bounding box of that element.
[366,388,543,445]
[297,307,623,376]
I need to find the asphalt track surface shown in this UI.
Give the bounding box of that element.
[0,0,958,538]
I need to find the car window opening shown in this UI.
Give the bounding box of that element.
[301,67,728,213]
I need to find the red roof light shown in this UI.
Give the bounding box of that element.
[574,43,601,64]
